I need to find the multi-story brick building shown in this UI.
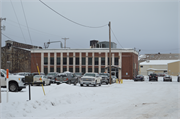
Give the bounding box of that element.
[31,48,138,79]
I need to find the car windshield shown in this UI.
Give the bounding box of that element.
[99,74,107,77]
[1,69,11,75]
[84,73,95,77]
[60,74,67,77]
[75,73,82,76]
[112,76,116,78]
[47,73,56,75]
[34,75,42,78]
[150,74,156,76]
[137,75,142,77]
[99,73,109,77]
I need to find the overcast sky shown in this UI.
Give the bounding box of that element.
[1,0,180,55]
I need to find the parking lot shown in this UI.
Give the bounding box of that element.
[1,76,180,119]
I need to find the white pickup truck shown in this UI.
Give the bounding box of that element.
[0,69,26,92]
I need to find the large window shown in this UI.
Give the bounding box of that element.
[57,57,60,65]
[63,67,67,72]
[50,57,54,65]
[115,57,119,65]
[82,68,86,74]
[69,57,73,65]
[76,58,79,65]
[108,58,112,65]
[69,68,73,72]
[76,68,79,72]
[95,57,98,65]
[101,57,105,65]
[94,68,98,73]
[50,67,54,72]
[101,68,105,73]
[88,68,92,72]
[63,58,67,65]
[57,67,60,73]
[88,57,92,65]
[44,67,48,74]
[44,57,48,65]
[82,57,86,65]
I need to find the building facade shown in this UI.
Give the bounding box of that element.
[31,48,138,79]
[168,61,180,76]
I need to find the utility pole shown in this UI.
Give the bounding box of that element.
[0,18,6,103]
[62,38,69,48]
[109,22,112,85]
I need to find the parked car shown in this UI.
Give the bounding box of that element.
[31,72,45,76]
[163,75,172,82]
[46,72,59,83]
[0,69,26,92]
[157,73,166,77]
[177,75,180,82]
[56,72,78,85]
[149,73,158,81]
[80,73,101,87]
[74,72,83,82]
[16,72,31,76]
[134,75,144,81]
[99,73,109,84]
[111,75,117,83]
[32,75,51,86]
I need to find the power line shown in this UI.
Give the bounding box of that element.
[2,33,14,41]
[10,0,26,43]
[110,28,123,48]
[39,0,108,28]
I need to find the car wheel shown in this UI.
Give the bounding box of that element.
[170,80,172,82]
[43,81,45,86]
[87,84,89,86]
[80,84,83,87]
[94,81,97,87]
[48,81,51,85]
[9,82,18,92]
[99,82,101,86]
[106,82,109,85]
[18,88,23,91]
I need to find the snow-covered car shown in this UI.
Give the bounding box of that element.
[32,75,51,86]
[163,75,172,82]
[134,75,144,81]
[0,69,26,92]
[46,72,59,83]
[99,73,109,84]
[149,73,158,81]
[56,72,78,85]
[112,75,117,83]
[80,73,101,87]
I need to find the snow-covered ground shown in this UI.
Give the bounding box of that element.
[0,76,180,119]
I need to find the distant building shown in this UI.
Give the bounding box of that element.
[168,61,180,76]
[90,40,117,48]
[1,40,42,73]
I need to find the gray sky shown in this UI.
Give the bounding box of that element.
[1,0,179,55]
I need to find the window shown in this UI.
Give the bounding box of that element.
[44,57,48,65]
[101,57,105,65]
[88,57,92,65]
[76,68,79,72]
[50,57,54,65]
[44,67,48,74]
[57,67,60,73]
[69,57,73,65]
[76,58,79,65]
[108,58,112,65]
[63,58,67,65]
[94,68,98,73]
[57,57,60,65]
[88,68,92,72]
[82,57,86,65]
[63,67,67,72]
[50,67,54,72]
[140,65,143,68]
[101,68,105,73]
[115,57,119,65]
[82,68,86,74]
[69,68,73,72]
[95,57,98,65]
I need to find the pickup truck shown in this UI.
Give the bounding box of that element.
[0,69,26,92]
[56,72,78,85]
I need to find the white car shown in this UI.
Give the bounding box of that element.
[32,75,51,86]
[80,73,101,87]
[0,69,26,92]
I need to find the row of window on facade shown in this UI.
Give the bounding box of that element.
[44,57,119,66]
[44,67,106,74]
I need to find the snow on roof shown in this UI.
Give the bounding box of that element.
[140,60,180,65]
[147,68,167,71]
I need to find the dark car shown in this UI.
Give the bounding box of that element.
[163,75,172,82]
[149,73,158,81]
[178,75,180,82]
[74,72,83,82]
[134,75,144,81]
[46,72,59,83]
[56,72,78,85]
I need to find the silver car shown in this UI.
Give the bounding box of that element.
[80,73,101,87]
[32,75,51,86]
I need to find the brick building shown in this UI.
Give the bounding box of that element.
[31,48,138,79]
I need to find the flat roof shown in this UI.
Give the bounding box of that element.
[140,60,180,65]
